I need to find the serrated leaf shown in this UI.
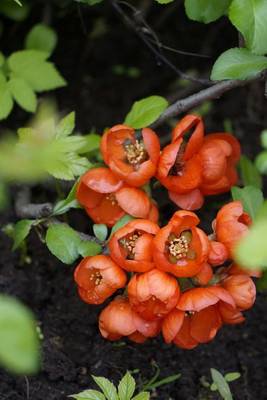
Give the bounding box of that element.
[224,372,241,382]
[231,186,264,220]
[12,219,33,250]
[124,96,168,129]
[0,295,40,374]
[239,155,262,189]
[110,215,134,237]
[70,389,106,400]
[131,393,150,400]
[92,376,118,400]
[8,50,66,92]
[53,181,80,216]
[235,219,267,269]
[210,369,233,400]
[56,112,75,138]
[78,241,102,257]
[229,0,267,56]
[93,224,108,242]
[211,48,267,81]
[118,372,136,400]
[185,0,231,23]
[8,77,37,112]
[0,79,14,120]
[45,223,81,264]
[25,23,57,54]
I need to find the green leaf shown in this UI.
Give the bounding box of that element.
[75,0,103,5]
[45,223,81,264]
[78,133,101,154]
[231,186,264,220]
[185,0,231,23]
[8,77,37,112]
[255,151,267,174]
[210,383,218,391]
[155,0,174,4]
[224,372,241,382]
[110,215,134,237]
[146,374,181,390]
[239,155,262,189]
[13,0,22,5]
[210,369,233,400]
[235,220,267,269]
[211,48,267,80]
[12,219,33,250]
[229,0,267,55]
[8,50,66,92]
[56,112,75,138]
[53,181,80,216]
[118,372,136,400]
[70,390,106,400]
[0,0,29,21]
[0,79,14,120]
[0,295,40,374]
[124,95,168,129]
[92,376,118,400]
[260,129,267,148]
[93,224,108,242]
[131,393,150,400]
[78,240,102,257]
[25,24,57,54]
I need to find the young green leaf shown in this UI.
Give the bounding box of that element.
[70,389,106,400]
[118,372,136,400]
[145,374,181,390]
[211,48,267,81]
[45,223,81,264]
[235,220,267,269]
[0,79,14,120]
[0,295,40,374]
[185,0,231,23]
[210,369,233,400]
[56,112,75,138]
[8,77,37,112]
[224,372,241,382]
[239,155,262,189]
[78,240,102,257]
[92,376,118,400]
[124,96,168,129]
[12,219,33,250]
[155,0,174,4]
[231,186,264,220]
[25,24,58,54]
[229,0,267,56]
[255,151,267,174]
[110,215,134,237]
[260,130,267,148]
[53,181,80,216]
[78,133,101,154]
[93,224,108,242]
[131,393,150,400]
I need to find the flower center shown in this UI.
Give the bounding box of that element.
[89,269,103,286]
[124,139,147,166]
[167,230,196,263]
[119,231,141,259]
[105,193,118,206]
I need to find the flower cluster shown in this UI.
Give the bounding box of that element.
[74,115,257,349]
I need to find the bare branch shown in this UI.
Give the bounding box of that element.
[15,187,53,219]
[153,71,267,127]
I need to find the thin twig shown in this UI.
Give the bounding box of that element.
[15,187,53,219]
[152,71,267,127]
[110,0,211,85]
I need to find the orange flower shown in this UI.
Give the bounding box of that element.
[74,255,127,305]
[199,133,240,196]
[193,263,213,285]
[157,115,203,197]
[162,306,222,349]
[100,124,160,187]
[99,296,161,342]
[109,219,160,272]
[214,201,251,256]
[128,269,180,320]
[208,241,228,266]
[218,302,245,325]
[153,210,210,277]
[221,274,256,310]
[76,167,154,227]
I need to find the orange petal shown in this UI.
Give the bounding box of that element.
[162,309,185,343]
[190,305,222,343]
[172,114,204,160]
[81,167,123,193]
[173,315,198,349]
[169,189,204,210]
[142,127,161,165]
[115,187,150,218]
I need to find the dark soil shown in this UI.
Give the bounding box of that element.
[1,1,267,399]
